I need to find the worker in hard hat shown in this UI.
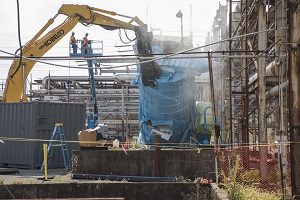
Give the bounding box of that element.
[70,32,77,53]
[83,33,89,54]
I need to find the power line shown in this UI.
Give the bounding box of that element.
[0,28,278,74]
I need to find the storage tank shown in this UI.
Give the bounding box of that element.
[138,44,208,144]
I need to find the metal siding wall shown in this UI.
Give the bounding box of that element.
[0,102,85,168]
[35,102,85,168]
[0,102,36,167]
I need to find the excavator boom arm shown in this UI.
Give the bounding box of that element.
[58,4,141,30]
[3,17,79,102]
[2,4,161,102]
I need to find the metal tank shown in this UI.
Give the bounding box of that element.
[137,44,208,145]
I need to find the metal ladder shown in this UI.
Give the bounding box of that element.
[40,123,70,173]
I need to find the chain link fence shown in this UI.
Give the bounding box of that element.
[216,144,291,199]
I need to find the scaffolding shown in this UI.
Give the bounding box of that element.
[205,0,300,197]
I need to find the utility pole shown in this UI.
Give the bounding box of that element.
[176,10,183,45]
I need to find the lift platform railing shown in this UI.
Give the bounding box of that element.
[69,39,103,57]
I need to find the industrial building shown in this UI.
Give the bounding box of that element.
[1,0,300,199]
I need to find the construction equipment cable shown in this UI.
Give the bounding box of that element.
[10,0,23,82]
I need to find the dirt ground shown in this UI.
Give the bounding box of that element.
[0,168,107,184]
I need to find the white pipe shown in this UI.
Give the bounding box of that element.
[99,120,139,125]
[266,80,288,99]
[234,61,277,93]
[249,61,276,85]
[42,74,138,88]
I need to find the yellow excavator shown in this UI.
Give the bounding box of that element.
[2,4,161,102]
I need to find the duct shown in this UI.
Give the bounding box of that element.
[98,106,139,110]
[113,73,138,82]
[72,93,138,98]
[99,102,139,106]
[266,80,289,99]
[42,76,112,88]
[30,91,139,99]
[98,111,138,115]
[233,61,277,93]
[41,74,138,89]
[249,61,276,86]
[30,88,139,94]
[100,120,139,125]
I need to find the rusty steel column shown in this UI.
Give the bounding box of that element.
[155,134,161,177]
[289,3,300,196]
[208,52,220,185]
[229,0,233,146]
[275,0,287,131]
[208,52,218,144]
[258,2,268,184]
[241,0,250,170]
[221,67,226,143]
[275,0,288,198]
[241,3,249,146]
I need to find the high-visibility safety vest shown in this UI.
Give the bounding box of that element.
[83,36,88,46]
[70,35,75,41]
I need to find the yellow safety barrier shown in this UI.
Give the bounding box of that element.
[43,143,48,180]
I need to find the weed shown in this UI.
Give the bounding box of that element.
[239,169,259,185]
[227,181,242,199]
[239,185,281,200]
[220,155,283,199]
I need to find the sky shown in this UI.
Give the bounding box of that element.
[0,0,225,86]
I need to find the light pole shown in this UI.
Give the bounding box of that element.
[176,10,183,45]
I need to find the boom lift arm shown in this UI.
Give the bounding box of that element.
[2,4,161,102]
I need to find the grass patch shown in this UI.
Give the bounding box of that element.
[224,180,282,200]
[238,184,281,200]
[221,155,282,199]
